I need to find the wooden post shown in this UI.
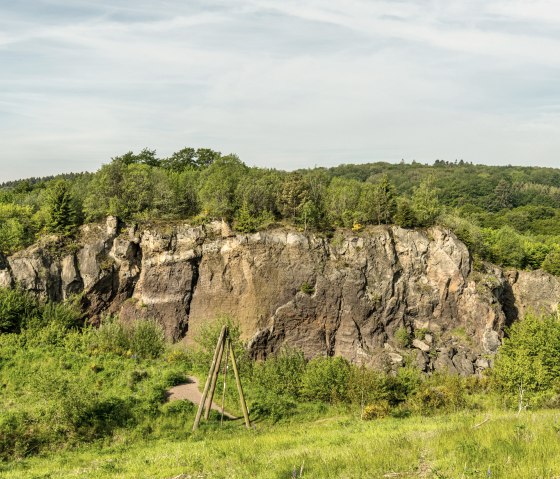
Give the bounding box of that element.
[220,336,229,426]
[228,341,251,428]
[204,329,226,420]
[192,325,227,431]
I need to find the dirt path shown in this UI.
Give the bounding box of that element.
[167,376,237,420]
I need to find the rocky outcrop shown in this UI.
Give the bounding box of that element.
[2,217,560,375]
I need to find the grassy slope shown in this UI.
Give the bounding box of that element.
[3,410,560,479]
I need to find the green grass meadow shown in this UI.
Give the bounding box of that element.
[3,293,560,479]
[3,410,560,479]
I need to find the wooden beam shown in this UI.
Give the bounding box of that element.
[204,330,226,420]
[192,325,227,431]
[228,341,251,428]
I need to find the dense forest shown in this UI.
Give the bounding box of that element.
[1,147,560,275]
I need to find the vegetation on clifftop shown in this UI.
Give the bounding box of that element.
[1,148,560,276]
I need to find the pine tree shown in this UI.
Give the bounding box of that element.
[46,180,77,235]
[235,202,258,233]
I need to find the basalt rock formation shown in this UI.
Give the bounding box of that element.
[2,217,560,375]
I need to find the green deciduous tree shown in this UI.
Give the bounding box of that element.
[411,178,441,226]
[542,248,560,276]
[198,155,248,220]
[493,313,560,402]
[327,177,362,227]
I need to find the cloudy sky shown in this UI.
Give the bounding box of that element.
[1,0,560,180]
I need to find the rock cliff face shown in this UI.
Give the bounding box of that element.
[2,217,560,375]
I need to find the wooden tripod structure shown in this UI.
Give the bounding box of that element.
[192,325,251,431]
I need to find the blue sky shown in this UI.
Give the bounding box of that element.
[1,0,560,180]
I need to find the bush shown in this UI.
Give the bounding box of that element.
[300,282,315,295]
[252,348,306,398]
[542,248,560,276]
[493,313,560,401]
[362,400,390,420]
[41,300,82,331]
[408,374,466,415]
[347,365,390,407]
[90,316,130,355]
[394,327,411,348]
[193,315,248,375]
[89,317,165,359]
[161,399,195,417]
[301,356,351,403]
[250,348,306,422]
[0,411,44,460]
[0,287,39,333]
[129,319,165,359]
[386,365,423,404]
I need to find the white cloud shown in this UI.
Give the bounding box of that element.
[1,0,560,180]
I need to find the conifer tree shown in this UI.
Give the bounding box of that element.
[46,180,77,235]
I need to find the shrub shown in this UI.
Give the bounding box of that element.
[386,365,423,404]
[347,365,390,408]
[41,300,82,331]
[394,327,411,348]
[362,400,390,420]
[129,319,165,359]
[250,391,298,423]
[161,400,194,416]
[300,282,315,295]
[90,316,130,355]
[542,248,560,276]
[493,313,560,401]
[252,348,306,398]
[250,348,306,422]
[193,315,248,375]
[408,374,466,415]
[0,411,44,460]
[301,356,351,403]
[0,287,39,333]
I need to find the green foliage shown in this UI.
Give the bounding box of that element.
[327,177,362,227]
[393,197,416,228]
[493,313,560,402]
[362,400,390,420]
[129,319,166,360]
[251,349,306,421]
[192,315,248,375]
[198,155,248,220]
[407,373,466,415]
[487,226,526,268]
[90,317,165,360]
[347,365,391,407]
[299,282,315,295]
[0,204,37,254]
[301,356,351,403]
[45,180,78,235]
[0,288,40,333]
[0,312,192,461]
[394,327,411,348]
[90,316,130,355]
[4,148,560,277]
[411,177,441,226]
[542,248,560,276]
[234,202,259,233]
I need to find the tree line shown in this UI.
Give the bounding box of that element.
[1,148,559,275]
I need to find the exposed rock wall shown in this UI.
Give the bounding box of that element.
[2,217,560,375]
